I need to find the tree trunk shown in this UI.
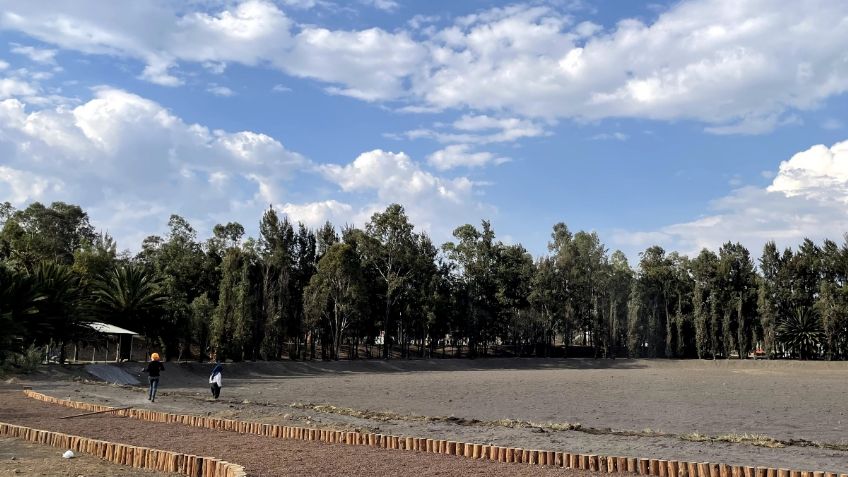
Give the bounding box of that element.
[382,295,391,359]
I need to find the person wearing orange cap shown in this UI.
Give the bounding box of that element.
[141,353,165,402]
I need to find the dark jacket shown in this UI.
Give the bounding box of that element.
[143,361,165,377]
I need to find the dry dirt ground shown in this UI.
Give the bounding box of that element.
[15,358,848,473]
[0,436,179,477]
[0,391,602,477]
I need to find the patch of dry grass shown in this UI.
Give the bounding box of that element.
[681,432,785,448]
[288,401,848,453]
[289,403,586,432]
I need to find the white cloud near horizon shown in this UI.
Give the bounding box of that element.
[0,0,846,131]
[310,149,492,238]
[613,140,848,259]
[280,200,354,229]
[0,87,307,249]
[0,86,492,249]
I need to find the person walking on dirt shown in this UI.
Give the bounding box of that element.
[141,353,165,402]
[209,363,223,399]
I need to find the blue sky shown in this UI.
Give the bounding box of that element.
[0,0,846,262]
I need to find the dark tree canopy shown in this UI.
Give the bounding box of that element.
[2,200,847,366]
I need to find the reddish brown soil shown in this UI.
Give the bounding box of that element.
[0,391,607,477]
[0,437,179,477]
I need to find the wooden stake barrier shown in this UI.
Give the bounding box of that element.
[688,462,700,477]
[668,460,679,477]
[0,420,245,477]
[710,463,720,477]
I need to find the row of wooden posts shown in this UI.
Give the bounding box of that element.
[0,421,245,477]
[21,390,848,477]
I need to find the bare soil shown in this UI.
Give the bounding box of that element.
[17,358,848,473]
[0,436,179,477]
[0,390,604,477]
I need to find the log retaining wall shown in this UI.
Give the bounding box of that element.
[0,419,246,477]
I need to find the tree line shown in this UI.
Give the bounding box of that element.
[1,200,846,365]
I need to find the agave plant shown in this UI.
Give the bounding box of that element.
[777,307,823,360]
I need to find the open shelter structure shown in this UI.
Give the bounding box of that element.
[77,322,142,362]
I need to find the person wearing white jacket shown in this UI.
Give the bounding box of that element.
[209,363,223,399]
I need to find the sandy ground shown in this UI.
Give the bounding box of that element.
[0,391,603,477]
[18,358,848,473]
[0,436,179,476]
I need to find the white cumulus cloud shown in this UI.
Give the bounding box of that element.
[10,44,57,64]
[0,78,36,98]
[320,149,491,238]
[207,84,235,97]
[614,140,848,257]
[415,0,848,131]
[427,144,507,170]
[1,0,845,130]
[0,88,307,249]
[361,0,399,12]
[0,0,421,100]
[280,199,353,228]
[768,141,848,201]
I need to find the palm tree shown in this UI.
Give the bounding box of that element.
[92,264,164,342]
[777,307,823,360]
[31,262,83,363]
[0,266,43,358]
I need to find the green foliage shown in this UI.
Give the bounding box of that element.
[31,262,85,362]
[190,293,214,361]
[211,247,242,360]
[0,265,43,359]
[0,344,43,375]
[13,344,43,373]
[72,233,118,285]
[443,220,500,357]
[360,204,420,358]
[137,215,216,359]
[0,201,95,269]
[3,199,848,363]
[304,243,365,360]
[777,307,823,359]
[257,207,296,360]
[92,264,164,344]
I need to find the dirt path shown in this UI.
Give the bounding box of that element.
[0,391,604,477]
[0,436,179,477]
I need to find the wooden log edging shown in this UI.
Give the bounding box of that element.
[23,390,847,477]
[0,420,246,477]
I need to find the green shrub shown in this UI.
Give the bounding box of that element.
[0,345,43,375]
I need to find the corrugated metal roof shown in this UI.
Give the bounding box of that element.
[84,322,140,336]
